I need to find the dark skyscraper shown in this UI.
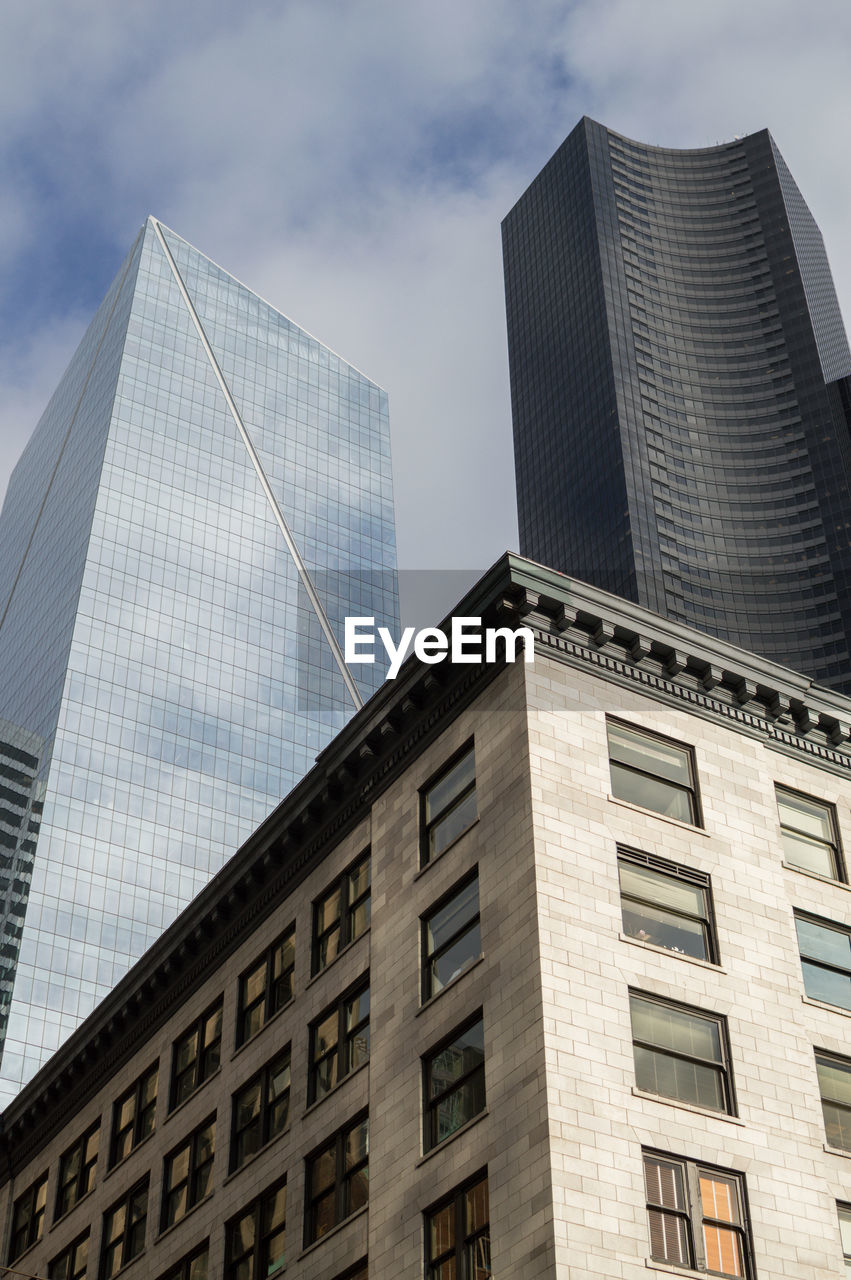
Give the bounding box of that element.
[503,117,851,690]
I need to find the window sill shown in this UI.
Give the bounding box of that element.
[645,1260,707,1278]
[414,818,480,880]
[224,1126,291,1184]
[104,1129,156,1182]
[417,955,484,1015]
[102,1250,146,1280]
[802,994,851,1020]
[165,1066,221,1125]
[824,1142,851,1160]
[231,998,294,1062]
[631,1087,743,1125]
[782,860,850,890]
[308,928,370,987]
[618,934,724,973]
[299,1204,368,1259]
[416,1108,488,1166]
[154,1191,214,1244]
[607,795,707,836]
[50,1185,96,1232]
[303,1058,369,1118]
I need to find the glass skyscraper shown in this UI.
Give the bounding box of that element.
[0,217,398,1102]
[503,117,851,690]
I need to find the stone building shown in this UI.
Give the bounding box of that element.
[3,552,851,1278]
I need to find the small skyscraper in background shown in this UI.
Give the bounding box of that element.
[503,117,851,691]
[0,218,398,1101]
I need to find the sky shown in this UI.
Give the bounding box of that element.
[1,0,850,597]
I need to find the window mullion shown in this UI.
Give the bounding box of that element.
[686,1162,706,1271]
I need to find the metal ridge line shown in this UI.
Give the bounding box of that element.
[151,218,363,710]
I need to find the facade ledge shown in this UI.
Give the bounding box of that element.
[302,1058,369,1119]
[781,860,851,891]
[414,818,480,881]
[618,933,725,973]
[415,1108,489,1166]
[154,1190,214,1244]
[630,1087,744,1126]
[298,1204,368,1260]
[416,955,485,1016]
[103,1129,156,1182]
[306,928,370,989]
[164,1067,222,1125]
[607,794,709,836]
[802,995,851,1020]
[231,999,294,1063]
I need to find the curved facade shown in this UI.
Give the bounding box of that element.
[503,117,851,689]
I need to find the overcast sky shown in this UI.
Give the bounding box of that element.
[1,0,849,588]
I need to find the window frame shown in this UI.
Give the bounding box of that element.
[48,1231,90,1280]
[100,1177,148,1280]
[420,741,477,866]
[618,847,717,964]
[312,850,371,975]
[170,999,223,1111]
[422,869,481,1003]
[304,1112,369,1246]
[425,1168,491,1280]
[607,718,700,826]
[8,1172,48,1264]
[795,911,851,1011]
[224,1177,287,1280]
[423,1012,487,1151]
[111,1061,158,1168]
[160,1114,216,1231]
[643,1150,753,1278]
[817,1050,851,1151]
[55,1120,100,1220]
[308,978,370,1104]
[837,1201,851,1274]
[776,783,844,881]
[230,1048,292,1172]
[237,927,295,1047]
[629,991,735,1116]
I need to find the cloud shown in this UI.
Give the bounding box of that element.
[0,0,849,595]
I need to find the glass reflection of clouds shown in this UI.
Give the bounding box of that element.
[0,219,398,1102]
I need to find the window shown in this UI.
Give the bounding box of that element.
[225,1180,286,1280]
[817,1052,851,1151]
[305,1114,369,1245]
[618,849,716,962]
[48,1232,90,1280]
[426,1171,490,1280]
[776,785,843,879]
[161,1116,216,1229]
[171,1001,223,1109]
[424,1015,486,1150]
[630,993,733,1114]
[795,913,851,1010]
[422,872,481,1001]
[643,1152,751,1277]
[238,929,295,1045]
[607,720,699,824]
[838,1203,851,1275]
[313,852,371,973]
[231,1050,291,1171]
[111,1062,158,1166]
[56,1121,100,1218]
[9,1173,47,1263]
[309,981,370,1103]
[422,744,477,863]
[158,1242,209,1280]
[101,1179,148,1279]
[333,1263,367,1280]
